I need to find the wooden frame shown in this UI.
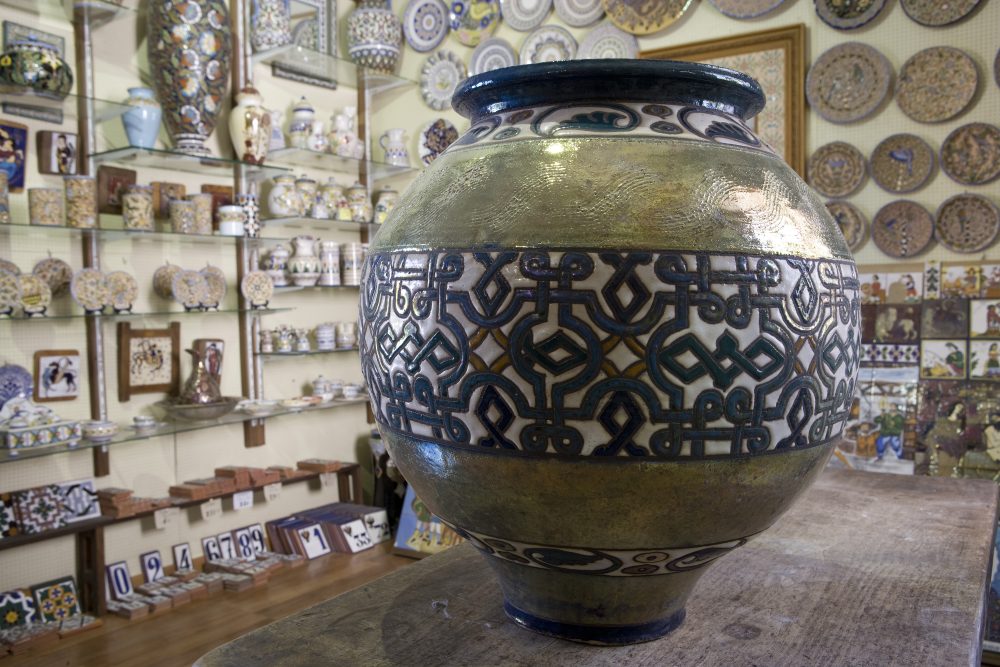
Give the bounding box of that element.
[152,181,187,219]
[33,349,81,402]
[36,130,78,175]
[0,119,28,192]
[641,24,806,177]
[117,322,180,402]
[96,165,136,215]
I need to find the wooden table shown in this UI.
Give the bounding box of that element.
[196,470,999,667]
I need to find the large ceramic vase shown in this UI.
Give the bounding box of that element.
[359,61,860,645]
[0,37,73,99]
[122,87,162,149]
[346,0,402,75]
[147,0,231,156]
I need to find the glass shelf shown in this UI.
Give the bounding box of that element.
[258,347,358,358]
[0,397,369,465]
[0,221,246,246]
[273,284,359,293]
[90,147,290,180]
[0,307,291,323]
[261,216,375,237]
[0,90,130,124]
[267,147,417,180]
[252,45,416,96]
[0,0,135,27]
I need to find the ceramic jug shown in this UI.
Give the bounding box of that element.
[180,348,222,405]
[379,129,409,167]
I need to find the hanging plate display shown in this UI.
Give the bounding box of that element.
[578,21,638,59]
[872,200,934,258]
[935,194,1000,254]
[900,0,982,26]
[896,47,978,124]
[500,0,552,31]
[814,0,887,30]
[70,268,108,314]
[0,259,20,276]
[940,123,1000,186]
[555,0,604,27]
[0,364,32,408]
[869,134,935,194]
[403,0,450,53]
[32,257,72,297]
[200,264,227,309]
[421,50,468,110]
[708,0,786,19]
[826,201,868,251]
[602,0,692,35]
[519,25,577,64]
[419,118,460,165]
[171,270,210,311]
[17,274,51,316]
[807,141,867,198]
[806,42,892,124]
[0,269,17,316]
[105,271,138,314]
[470,37,518,75]
[449,0,501,47]
[240,270,274,309]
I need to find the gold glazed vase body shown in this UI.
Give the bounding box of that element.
[360,61,859,645]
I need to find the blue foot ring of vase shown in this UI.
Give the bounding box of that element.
[503,601,686,645]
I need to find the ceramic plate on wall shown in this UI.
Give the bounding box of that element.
[199,264,227,308]
[0,269,18,315]
[421,50,467,110]
[872,200,934,258]
[70,268,108,313]
[0,363,32,407]
[940,123,1000,186]
[900,0,982,26]
[105,271,139,313]
[500,0,552,31]
[449,0,501,47]
[0,259,19,276]
[806,42,892,124]
[470,37,518,75]
[419,118,460,165]
[172,269,209,310]
[896,47,978,124]
[555,0,604,26]
[32,257,72,297]
[578,21,638,59]
[520,25,577,63]
[869,134,935,194]
[814,0,887,30]
[807,141,867,198]
[602,0,693,35]
[935,194,1000,254]
[240,271,274,308]
[826,200,868,251]
[708,0,786,19]
[17,274,51,316]
[403,0,450,53]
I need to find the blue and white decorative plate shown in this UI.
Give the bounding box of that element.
[470,37,518,75]
[814,0,888,30]
[403,0,450,53]
[500,0,551,31]
[449,0,501,47]
[708,0,786,19]
[519,25,577,64]
[419,118,460,165]
[420,50,468,110]
[0,364,32,409]
[554,0,604,26]
[577,21,637,59]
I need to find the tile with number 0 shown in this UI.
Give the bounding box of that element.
[172,543,193,571]
[105,561,134,600]
[140,551,165,583]
[201,536,223,562]
[296,523,332,559]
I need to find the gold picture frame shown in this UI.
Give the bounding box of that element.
[641,24,806,177]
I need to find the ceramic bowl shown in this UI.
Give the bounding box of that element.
[156,397,240,421]
[238,399,278,415]
[81,420,118,442]
[342,383,362,400]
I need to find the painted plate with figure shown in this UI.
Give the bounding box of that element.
[806,42,893,124]
[403,0,449,52]
[420,50,468,110]
[70,268,108,314]
[554,0,604,26]
[826,200,868,252]
[578,21,638,59]
[896,47,978,124]
[602,0,693,34]
[872,200,935,258]
[940,123,1000,186]
[807,141,867,198]
[500,0,552,31]
[449,0,500,47]
[520,25,577,64]
[708,0,786,19]
[900,0,982,26]
[470,37,517,74]
[419,118,460,165]
[814,0,887,30]
[870,134,935,194]
[935,194,1000,254]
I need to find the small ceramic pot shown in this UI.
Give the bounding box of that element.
[379,128,409,167]
[28,188,63,226]
[374,188,398,224]
[122,87,162,149]
[122,185,154,231]
[342,383,362,400]
[275,326,294,352]
[262,244,289,286]
[169,199,196,234]
[132,415,158,431]
[217,204,245,236]
[0,37,74,99]
[335,321,358,348]
[288,97,315,149]
[341,242,364,286]
[81,420,118,442]
[288,235,320,286]
[187,193,213,234]
[314,322,336,350]
[318,240,341,286]
[295,328,311,352]
[307,120,328,153]
[64,176,97,228]
[259,328,274,353]
[294,176,318,217]
[267,174,303,218]
[347,181,373,223]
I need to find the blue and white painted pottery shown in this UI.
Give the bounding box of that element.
[360,60,859,645]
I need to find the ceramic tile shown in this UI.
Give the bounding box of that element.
[30,577,80,623]
[0,591,35,630]
[12,485,67,534]
[56,479,101,524]
[0,493,18,539]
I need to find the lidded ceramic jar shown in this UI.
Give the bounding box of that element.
[267,174,303,218]
[294,176,318,217]
[346,0,402,75]
[123,185,154,231]
[0,37,73,99]
[374,188,397,224]
[230,87,272,165]
[347,181,372,223]
[318,240,341,286]
[122,87,162,149]
[287,97,315,149]
[261,243,290,286]
[358,60,860,645]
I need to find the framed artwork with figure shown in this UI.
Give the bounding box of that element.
[117,322,180,401]
[641,24,806,176]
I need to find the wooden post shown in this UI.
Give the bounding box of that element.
[76,526,106,615]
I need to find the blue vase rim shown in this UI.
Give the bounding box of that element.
[127,86,155,96]
[452,59,766,122]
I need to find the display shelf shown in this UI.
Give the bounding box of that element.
[0,516,113,553]
[261,216,376,238]
[251,45,416,96]
[0,0,134,27]
[0,307,291,323]
[0,90,129,123]
[0,221,243,246]
[257,347,358,358]
[90,147,290,180]
[273,284,360,293]
[266,147,417,180]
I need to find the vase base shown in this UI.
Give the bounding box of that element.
[503,601,685,646]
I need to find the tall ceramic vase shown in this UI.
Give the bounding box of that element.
[229,87,271,165]
[360,61,860,645]
[122,87,162,149]
[147,0,231,156]
[346,0,402,75]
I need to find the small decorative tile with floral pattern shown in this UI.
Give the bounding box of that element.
[0,493,19,538]
[30,577,81,623]
[56,479,101,523]
[0,590,36,630]
[12,485,67,534]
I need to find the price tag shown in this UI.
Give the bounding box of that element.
[200,498,223,521]
[320,472,337,487]
[263,482,282,502]
[232,490,254,511]
[153,507,179,530]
